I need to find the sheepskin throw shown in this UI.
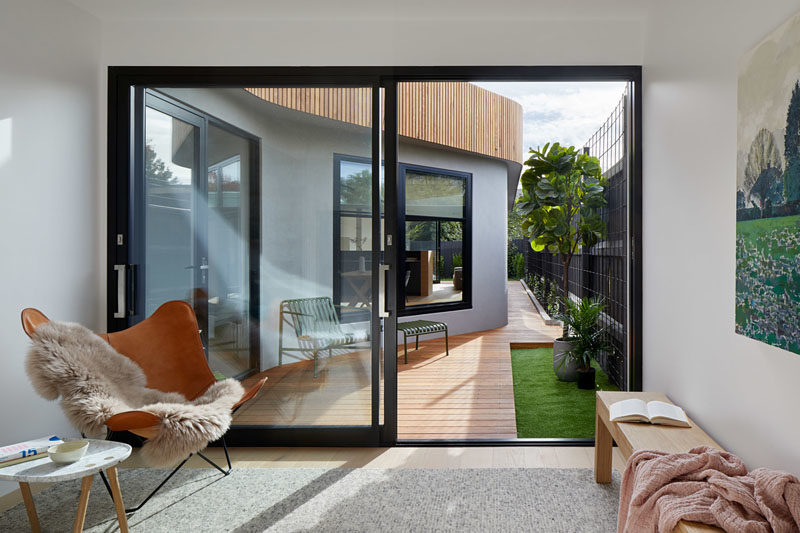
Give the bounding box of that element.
[26,320,243,467]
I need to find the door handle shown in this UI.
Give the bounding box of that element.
[378,264,390,318]
[113,264,126,318]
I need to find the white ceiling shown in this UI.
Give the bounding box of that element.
[65,0,649,21]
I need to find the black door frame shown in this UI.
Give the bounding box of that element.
[108,65,643,447]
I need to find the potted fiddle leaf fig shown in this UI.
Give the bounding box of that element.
[555,297,609,389]
[516,143,607,381]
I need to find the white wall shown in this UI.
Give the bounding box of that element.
[158,88,510,365]
[0,0,101,495]
[641,1,800,474]
[159,88,373,371]
[398,142,510,336]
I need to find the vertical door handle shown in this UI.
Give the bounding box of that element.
[113,264,126,318]
[378,264,391,318]
[127,264,137,316]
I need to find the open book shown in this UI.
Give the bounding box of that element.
[609,399,690,427]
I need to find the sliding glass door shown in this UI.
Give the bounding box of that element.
[108,67,642,447]
[111,81,393,445]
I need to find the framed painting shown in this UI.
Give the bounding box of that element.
[736,12,800,354]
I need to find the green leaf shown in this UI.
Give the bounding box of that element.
[530,239,546,252]
[518,139,608,267]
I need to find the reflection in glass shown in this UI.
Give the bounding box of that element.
[335,157,384,322]
[143,87,378,428]
[206,124,251,379]
[144,106,198,317]
[405,171,465,218]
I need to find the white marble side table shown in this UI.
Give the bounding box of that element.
[0,439,132,533]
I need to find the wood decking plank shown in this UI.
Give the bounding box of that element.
[235,281,560,438]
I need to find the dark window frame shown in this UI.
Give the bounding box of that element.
[333,156,473,317]
[397,163,473,316]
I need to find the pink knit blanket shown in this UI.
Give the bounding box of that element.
[617,446,800,533]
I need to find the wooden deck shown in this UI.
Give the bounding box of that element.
[234,281,561,439]
[398,280,561,439]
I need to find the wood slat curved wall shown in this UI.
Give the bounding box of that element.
[245,83,523,164]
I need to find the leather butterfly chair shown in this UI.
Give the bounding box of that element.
[21,301,267,512]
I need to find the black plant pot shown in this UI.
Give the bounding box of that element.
[577,367,596,390]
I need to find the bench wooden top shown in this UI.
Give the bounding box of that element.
[596,391,722,458]
[596,391,723,533]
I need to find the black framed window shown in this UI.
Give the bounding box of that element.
[333,157,471,316]
[398,164,472,315]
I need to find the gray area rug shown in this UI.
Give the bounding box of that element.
[0,467,620,532]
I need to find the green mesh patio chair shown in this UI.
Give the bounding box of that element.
[278,297,370,377]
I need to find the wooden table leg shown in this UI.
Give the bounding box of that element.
[73,475,93,533]
[19,482,41,533]
[106,467,129,533]
[595,409,613,483]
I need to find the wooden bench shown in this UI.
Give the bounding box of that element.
[595,391,723,533]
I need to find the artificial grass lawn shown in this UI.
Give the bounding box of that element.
[510,348,620,438]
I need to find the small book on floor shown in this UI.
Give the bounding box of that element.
[609,399,690,427]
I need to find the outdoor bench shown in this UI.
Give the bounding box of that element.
[396,320,449,363]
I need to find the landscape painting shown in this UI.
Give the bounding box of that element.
[736,12,800,355]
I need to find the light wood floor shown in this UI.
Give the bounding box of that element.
[234,281,562,439]
[406,280,462,306]
[0,446,626,514]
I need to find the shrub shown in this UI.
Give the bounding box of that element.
[512,252,525,280]
[517,143,607,338]
[554,297,609,370]
[507,244,517,278]
[453,253,463,268]
[547,280,559,316]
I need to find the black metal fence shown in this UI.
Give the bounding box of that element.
[521,91,630,390]
[439,241,463,279]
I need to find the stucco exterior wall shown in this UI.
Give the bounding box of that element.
[160,88,509,370]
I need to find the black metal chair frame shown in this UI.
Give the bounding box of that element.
[91,407,237,513]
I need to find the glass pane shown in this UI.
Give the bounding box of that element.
[338,158,373,322]
[146,86,376,427]
[406,220,436,251]
[405,170,465,218]
[144,106,198,317]
[405,220,464,307]
[206,124,251,379]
